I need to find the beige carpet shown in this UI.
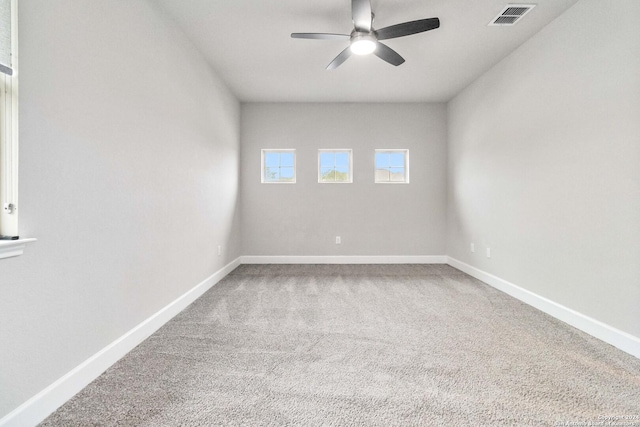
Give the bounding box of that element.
[41,264,640,426]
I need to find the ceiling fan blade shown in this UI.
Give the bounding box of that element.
[352,0,372,32]
[291,33,350,40]
[375,18,440,40]
[374,42,405,66]
[326,46,352,70]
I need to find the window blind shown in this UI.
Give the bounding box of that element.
[0,0,12,76]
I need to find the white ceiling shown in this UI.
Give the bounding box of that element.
[157,0,578,103]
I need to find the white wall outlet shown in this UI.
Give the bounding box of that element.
[470,243,475,253]
[486,247,491,258]
[217,245,222,256]
[335,236,341,244]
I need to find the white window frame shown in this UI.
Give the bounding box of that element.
[261,149,296,184]
[0,0,19,238]
[0,0,32,260]
[374,149,410,184]
[318,149,353,184]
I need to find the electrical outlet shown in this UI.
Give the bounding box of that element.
[335,236,341,244]
[218,245,222,256]
[486,247,491,258]
[470,243,475,253]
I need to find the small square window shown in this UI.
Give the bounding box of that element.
[318,149,352,183]
[261,149,296,183]
[375,149,409,184]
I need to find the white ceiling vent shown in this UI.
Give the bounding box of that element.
[489,4,536,26]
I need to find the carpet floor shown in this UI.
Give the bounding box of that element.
[41,264,640,426]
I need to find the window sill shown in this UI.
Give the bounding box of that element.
[0,238,37,260]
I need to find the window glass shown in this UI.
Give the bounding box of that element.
[375,150,409,184]
[261,150,296,183]
[319,150,352,183]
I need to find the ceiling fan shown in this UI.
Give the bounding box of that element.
[291,0,440,70]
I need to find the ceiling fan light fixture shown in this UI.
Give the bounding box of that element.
[350,34,377,55]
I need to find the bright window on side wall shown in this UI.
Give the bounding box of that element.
[0,0,19,239]
[375,149,409,184]
[318,149,352,183]
[261,149,296,183]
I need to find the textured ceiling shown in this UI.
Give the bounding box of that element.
[157,0,578,103]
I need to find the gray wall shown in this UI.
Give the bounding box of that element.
[241,103,447,257]
[0,0,241,418]
[447,0,640,337]
[4,0,639,421]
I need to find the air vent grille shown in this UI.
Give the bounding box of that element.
[503,7,530,16]
[494,16,519,25]
[489,4,535,26]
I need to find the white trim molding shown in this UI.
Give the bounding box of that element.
[241,255,447,264]
[447,257,640,359]
[0,238,36,260]
[5,254,638,427]
[0,257,241,427]
[0,0,20,238]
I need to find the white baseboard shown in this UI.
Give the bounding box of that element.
[0,257,241,427]
[241,255,447,264]
[5,255,638,427]
[447,257,640,359]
